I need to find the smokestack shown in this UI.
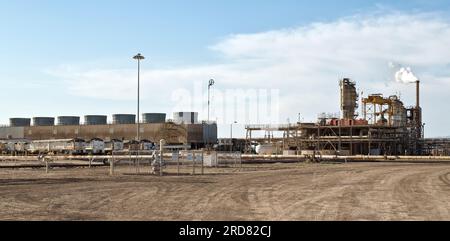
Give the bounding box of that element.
[416,80,420,108]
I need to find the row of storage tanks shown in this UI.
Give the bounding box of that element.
[9,112,201,127]
[9,113,167,127]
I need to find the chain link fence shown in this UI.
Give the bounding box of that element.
[108,150,242,176]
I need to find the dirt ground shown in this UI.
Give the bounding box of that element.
[0,162,449,221]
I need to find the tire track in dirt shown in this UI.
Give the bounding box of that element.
[1,163,450,220]
[391,166,450,220]
[265,169,365,220]
[439,172,450,186]
[335,166,416,220]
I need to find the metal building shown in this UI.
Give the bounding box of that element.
[1,114,215,147]
[202,122,218,144]
[173,112,199,124]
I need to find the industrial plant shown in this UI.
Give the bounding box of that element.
[243,78,440,156]
[0,77,449,157]
[0,112,217,151]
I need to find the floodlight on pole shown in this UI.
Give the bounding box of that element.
[230,121,237,152]
[206,79,215,149]
[133,53,145,174]
[133,53,145,142]
[208,79,215,122]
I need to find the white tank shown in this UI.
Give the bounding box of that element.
[255,144,276,155]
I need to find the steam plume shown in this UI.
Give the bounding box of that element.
[395,67,419,83]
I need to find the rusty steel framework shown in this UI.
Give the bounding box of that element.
[245,78,425,156]
[245,123,409,155]
[421,138,450,156]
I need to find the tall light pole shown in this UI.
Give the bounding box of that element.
[133,53,145,142]
[208,79,215,122]
[230,121,237,152]
[206,79,215,149]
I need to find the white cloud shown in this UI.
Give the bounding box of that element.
[47,12,450,137]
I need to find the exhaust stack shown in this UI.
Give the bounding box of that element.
[415,80,423,140]
[416,80,420,108]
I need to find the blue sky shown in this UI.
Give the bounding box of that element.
[1,0,450,137]
[2,0,449,66]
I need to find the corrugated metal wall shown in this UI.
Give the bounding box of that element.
[0,127,25,139]
[0,123,217,145]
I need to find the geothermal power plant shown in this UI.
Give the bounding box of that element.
[0,76,448,157]
[243,78,429,156]
[0,67,449,223]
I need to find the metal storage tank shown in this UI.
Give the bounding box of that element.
[84,115,107,125]
[173,112,199,124]
[113,114,136,124]
[142,113,166,123]
[203,122,218,144]
[33,117,55,126]
[57,116,80,126]
[9,118,31,127]
[256,144,277,155]
[340,78,358,119]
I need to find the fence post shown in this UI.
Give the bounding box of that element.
[201,151,204,175]
[129,151,132,173]
[110,152,115,176]
[176,151,180,176]
[216,152,219,168]
[160,139,165,177]
[240,153,243,170]
[192,152,196,175]
[136,151,140,174]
